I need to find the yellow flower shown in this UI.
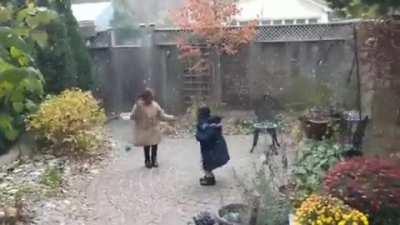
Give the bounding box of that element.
[295,195,369,225]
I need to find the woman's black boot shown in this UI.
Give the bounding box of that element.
[151,147,158,168]
[144,147,152,168]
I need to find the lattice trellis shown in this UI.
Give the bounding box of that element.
[88,23,356,48]
[153,23,356,45]
[255,23,355,42]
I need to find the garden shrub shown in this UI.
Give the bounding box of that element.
[27,89,106,156]
[0,3,56,153]
[61,0,93,91]
[295,194,369,225]
[37,0,93,92]
[291,140,345,206]
[36,18,78,93]
[324,157,400,225]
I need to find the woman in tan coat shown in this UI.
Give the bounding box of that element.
[131,88,175,168]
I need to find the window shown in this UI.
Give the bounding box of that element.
[308,18,318,24]
[261,20,272,25]
[296,19,306,24]
[285,20,294,25]
[272,20,282,25]
[230,20,238,26]
[284,19,294,25]
[239,21,249,26]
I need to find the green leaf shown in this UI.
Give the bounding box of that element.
[13,27,30,38]
[35,9,57,25]
[25,15,40,29]
[0,47,10,60]
[0,58,14,72]
[10,46,33,66]
[0,114,18,141]
[16,7,37,23]
[30,30,48,48]
[294,167,307,175]
[0,27,30,53]
[1,67,43,86]
[12,102,24,113]
[0,80,13,98]
[25,99,37,112]
[20,77,44,95]
[0,67,28,84]
[318,159,329,167]
[306,175,320,188]
[10,90,24,103]
[26,67,44,82]
[0,7,12,23]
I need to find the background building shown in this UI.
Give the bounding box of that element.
[235,0,333,25]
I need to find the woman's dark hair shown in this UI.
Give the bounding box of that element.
[140,88,154,105]
[197,106,211,123]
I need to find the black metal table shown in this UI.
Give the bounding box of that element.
[250,121,280,153]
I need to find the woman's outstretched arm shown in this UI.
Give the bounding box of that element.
[130,104,137,120]
[156,102,175,121]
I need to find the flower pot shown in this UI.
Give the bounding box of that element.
[302,118,330,140]
[216,204,252,225]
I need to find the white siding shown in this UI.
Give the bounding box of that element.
[236,0,331,24]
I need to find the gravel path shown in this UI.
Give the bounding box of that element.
[82,119,263,225]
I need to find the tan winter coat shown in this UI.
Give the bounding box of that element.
[131,100,174,147]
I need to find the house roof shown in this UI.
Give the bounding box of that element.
[304,0,331,11]
[236,0,332,21]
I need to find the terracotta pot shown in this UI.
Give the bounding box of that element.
[303,118,330,140]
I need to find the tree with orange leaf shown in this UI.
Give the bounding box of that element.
[171,0,257,100]
[172,0,256,56]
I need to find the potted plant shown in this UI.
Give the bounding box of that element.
[300,107,331,140]
[216,203,253,225]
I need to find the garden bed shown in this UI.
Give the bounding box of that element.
[0,146,112,224]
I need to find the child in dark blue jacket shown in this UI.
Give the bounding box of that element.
[196,106,230,186]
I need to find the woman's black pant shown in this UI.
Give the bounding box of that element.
[144,145,158,162]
